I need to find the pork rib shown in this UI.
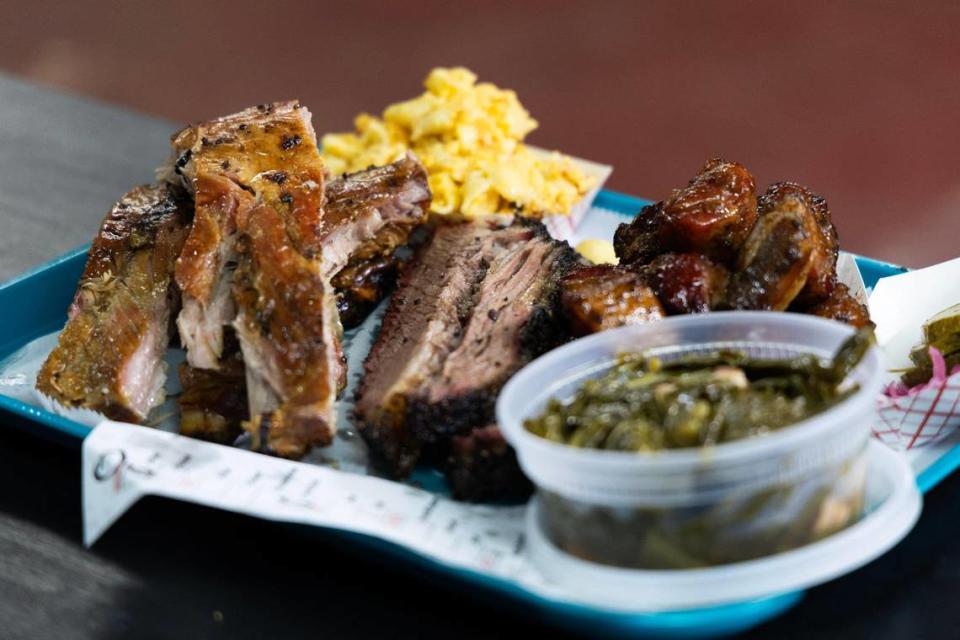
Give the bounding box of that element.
[36,184,191,422]
[233,202,342,457]
[167,101,325,371]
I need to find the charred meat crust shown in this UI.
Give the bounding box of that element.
[613,201,663,267]
[410,229,577,441]
[444,425,533,502]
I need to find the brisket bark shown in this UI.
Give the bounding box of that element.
[445,425,533,502]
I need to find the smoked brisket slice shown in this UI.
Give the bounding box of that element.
[354,223,502,475]
[409,222,577,441]
[36,184,191,422]
[355,220,577,487]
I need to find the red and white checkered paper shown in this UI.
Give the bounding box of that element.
[868,257,960,452]
[875,371,960,450]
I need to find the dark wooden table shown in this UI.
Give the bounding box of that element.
[3,73,960,640]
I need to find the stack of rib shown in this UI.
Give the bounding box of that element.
[37,101,431,460]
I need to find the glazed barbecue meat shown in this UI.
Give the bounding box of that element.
[332,242,403,328]
[725,198,817,311]
[560,264,664,335]
[323,153,430,280]
[166,103,431,458]
[168,107,264,370]
[355,221,576,480]
[613,159,757,267]
[168,104,430,371]
[641,252,729,315]
[169,101,336,456]
[801,282,873,329]
[657,158,758,263]
[325,156,431,327]
[758,182,839,305]
[169,101,340,457]
[233,202,344,457]
[727,181,842,311]
[36,184,191,422]
[178,331,248,443]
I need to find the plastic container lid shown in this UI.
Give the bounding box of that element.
[525,440,921,612]
[497,312,886,507]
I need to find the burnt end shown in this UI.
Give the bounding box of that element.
[641,252,729,315]
[657,158,758,265]
[795,282,873,328]
[613,202,663,266]
[759,182,839,306]
[445,426,533,502]
[560,264,665,335]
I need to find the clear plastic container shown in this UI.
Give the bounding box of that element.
[497,312,885,571]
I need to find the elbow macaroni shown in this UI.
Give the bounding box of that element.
[321,68,595,219]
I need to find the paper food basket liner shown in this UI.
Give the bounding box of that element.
[530,147,614,242]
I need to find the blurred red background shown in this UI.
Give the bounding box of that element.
[2,0,958,267]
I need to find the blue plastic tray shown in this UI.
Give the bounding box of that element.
[0,189,940,639]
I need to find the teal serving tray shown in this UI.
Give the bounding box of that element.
[0,189,935,639]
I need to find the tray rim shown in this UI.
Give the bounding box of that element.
[0,187,935,638]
